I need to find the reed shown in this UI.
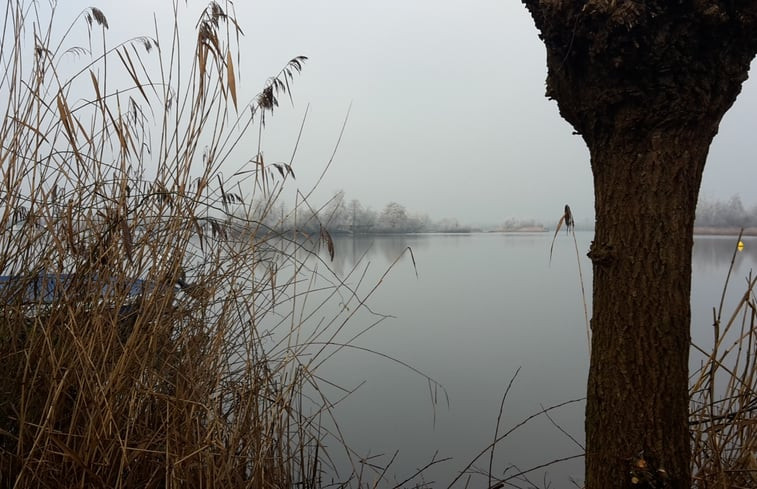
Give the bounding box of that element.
[0,2,389,487]
[690,232,757,489]
[549,205,591,352]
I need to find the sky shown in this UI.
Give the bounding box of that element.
[61,0,757,226]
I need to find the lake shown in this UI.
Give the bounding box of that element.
[288,231,756,487]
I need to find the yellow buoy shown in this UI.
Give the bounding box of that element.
[738,240,745,251]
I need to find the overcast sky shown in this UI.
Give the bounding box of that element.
[65,0,757,225]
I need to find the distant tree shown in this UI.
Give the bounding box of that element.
[322,190,350,233]
[349,199,361,231]
[696,195,756,228]
[521,2,757,488]
[435,217,460,232]
[233,198,286,232]
[310,195,474,234]
[412,212,432,232]
[348,198,376,233]
[500,218,543,232]
[377,202,409,232]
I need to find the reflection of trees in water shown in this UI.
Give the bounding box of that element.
[316,234,756,279]
[692,236,757,274]
[326,235,431,276]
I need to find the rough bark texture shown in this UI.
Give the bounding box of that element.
[520,2,757,488]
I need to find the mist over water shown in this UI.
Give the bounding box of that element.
[301,232,756,487]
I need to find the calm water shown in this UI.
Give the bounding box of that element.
[296,232,757,487]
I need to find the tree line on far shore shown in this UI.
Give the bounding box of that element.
[240,191,475,234]
[695,195,757,228]
[242,191,564,234]
[231,192,755,235]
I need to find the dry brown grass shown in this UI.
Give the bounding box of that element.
[691,232,757,489]
[0,2,390,488]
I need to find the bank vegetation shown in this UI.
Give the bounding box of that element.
[0,2,416,487]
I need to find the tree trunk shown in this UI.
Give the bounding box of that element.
[519,2,757,488]
[586,125,711,489]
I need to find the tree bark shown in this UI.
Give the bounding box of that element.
[586,125,710,489]
[520,2,757,488]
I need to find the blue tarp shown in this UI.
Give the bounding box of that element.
[0,273,149,304]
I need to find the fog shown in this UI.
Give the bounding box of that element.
[62,0,757,225]
[695,195,757,228]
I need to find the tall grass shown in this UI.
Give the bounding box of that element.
[690,232,757,488]
[0,2,398,487]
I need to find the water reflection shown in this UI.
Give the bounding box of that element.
[692,235,757,274]
[327,234,432,276]
[294,232,757,487]
[691,235,757,368]
[312,232,591,487]
[328,233,756,274]
[326,232,559,274]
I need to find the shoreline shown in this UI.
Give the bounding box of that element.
[694,227,757,236]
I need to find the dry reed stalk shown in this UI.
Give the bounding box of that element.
[690,233,757,489]
[0,2,424,488]
[549,205,591,352]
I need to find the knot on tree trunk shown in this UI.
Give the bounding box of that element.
[588,240,615,266]
[628,451,671,489]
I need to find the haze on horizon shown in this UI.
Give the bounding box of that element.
[66,0,757,226]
